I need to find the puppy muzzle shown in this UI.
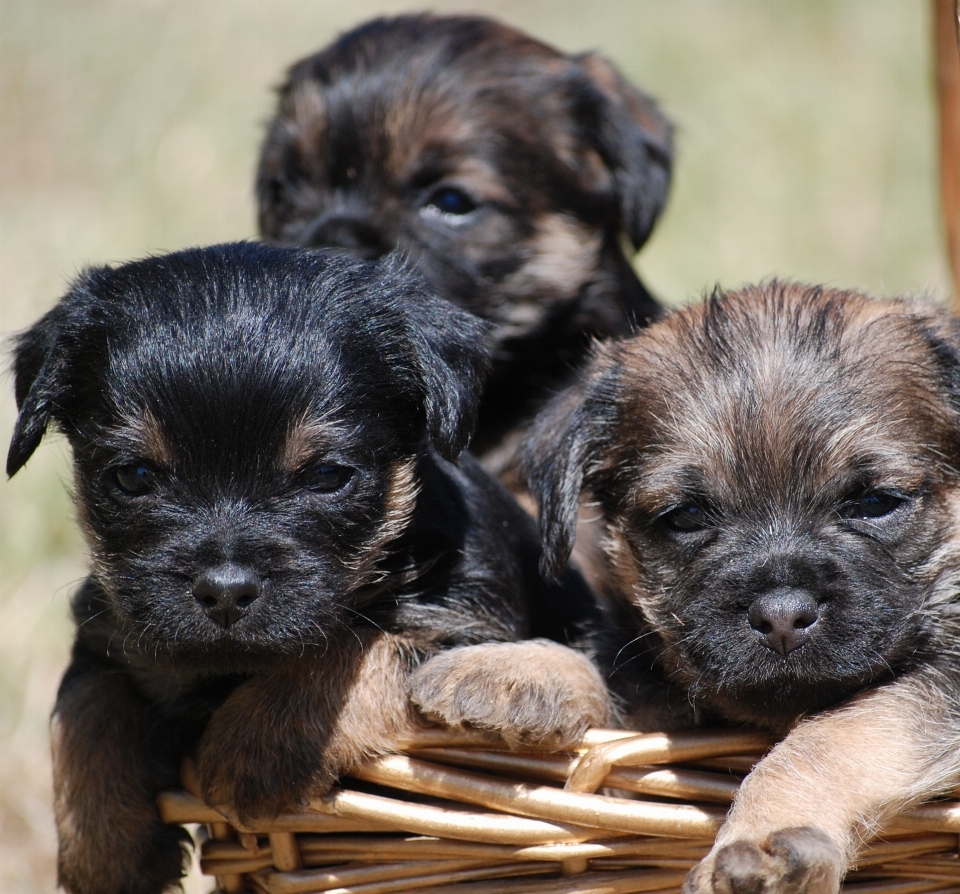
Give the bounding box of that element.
[303,212,392,259]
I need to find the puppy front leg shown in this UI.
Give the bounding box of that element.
[198,631,422,821]
[53,652,189,894]
[684,670,960,894]
[409,640,613,748]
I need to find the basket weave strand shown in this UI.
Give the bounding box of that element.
[158,728,960,893]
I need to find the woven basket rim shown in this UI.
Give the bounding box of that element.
[160,726,960,894]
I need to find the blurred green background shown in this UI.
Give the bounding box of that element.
[0,1,951,890]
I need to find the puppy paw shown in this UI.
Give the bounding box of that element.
[197,683,335,822]
[58,815,190,894]
[409,640,612,748]
[197,723,320,822]
[683,827,845,894]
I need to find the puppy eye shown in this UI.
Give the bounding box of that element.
[110,463,156,496]
[660,504,709,533]
[841,491,904,520]
[303,463,354,494]
[425,187,477,217]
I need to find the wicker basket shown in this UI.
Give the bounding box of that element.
[159,727,960,894]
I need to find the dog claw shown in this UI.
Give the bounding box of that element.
[684,827,845,894]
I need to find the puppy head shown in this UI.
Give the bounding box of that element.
[524,282,960,728]
[256,14,672,343]
[8,243,491,668]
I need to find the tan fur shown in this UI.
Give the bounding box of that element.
[686,671,960,893]
[345,457,419,583]
[385,99,482,184]
[409,639,614,748]
[498,215,603,331]
[280,415,345,473]
[197,630,427,820]
[524,283,960,893]
[257,13,672,477]
[379,457,420,542]
[718,675,960,854]
[119,409,175,468]
[281,424,421,585]
[324,631,428,768]
[195,458,427,822]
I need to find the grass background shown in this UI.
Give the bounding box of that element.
[0,1,952,890]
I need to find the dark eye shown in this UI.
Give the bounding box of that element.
[110,464,156,496]
[303,463,354,494]
[425,187,477,217]
[842,491,904,520]
[661,504,709,533]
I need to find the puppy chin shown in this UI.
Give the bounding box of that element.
[679,653,891,731]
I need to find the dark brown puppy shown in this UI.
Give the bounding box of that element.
[7,243,610,894]
[256,13,672,465]
[523,282,960,893]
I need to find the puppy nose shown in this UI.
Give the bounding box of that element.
[747,588,819,657]
[305,214,389,259]
[193,564,262,629]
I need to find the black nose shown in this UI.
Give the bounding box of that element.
[748,587,819,656]
[304,214,390,259]
[193,564,262,629]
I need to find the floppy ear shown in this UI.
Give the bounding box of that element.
[915,306,960,449]
[375,255,493,462]
[405,297,493,462]
[521,348,620,580]
[575,53,674,251]
[7,267,108,477]
[7,304,70,477]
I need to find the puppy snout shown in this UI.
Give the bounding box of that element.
[747,588,819,657]
[193,564,263,629]
[305,213,390,259]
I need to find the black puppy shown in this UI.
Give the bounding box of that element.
[8,243,609,894]
[256,13,673,464]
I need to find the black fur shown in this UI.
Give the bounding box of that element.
[256,13,672,461]
[9,242,597,894]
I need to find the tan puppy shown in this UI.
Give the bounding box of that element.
[523,282,960,893]
[256,13,672,468]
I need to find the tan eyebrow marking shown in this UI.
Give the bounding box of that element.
[280,415,349,473]
[116,409,175,467]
